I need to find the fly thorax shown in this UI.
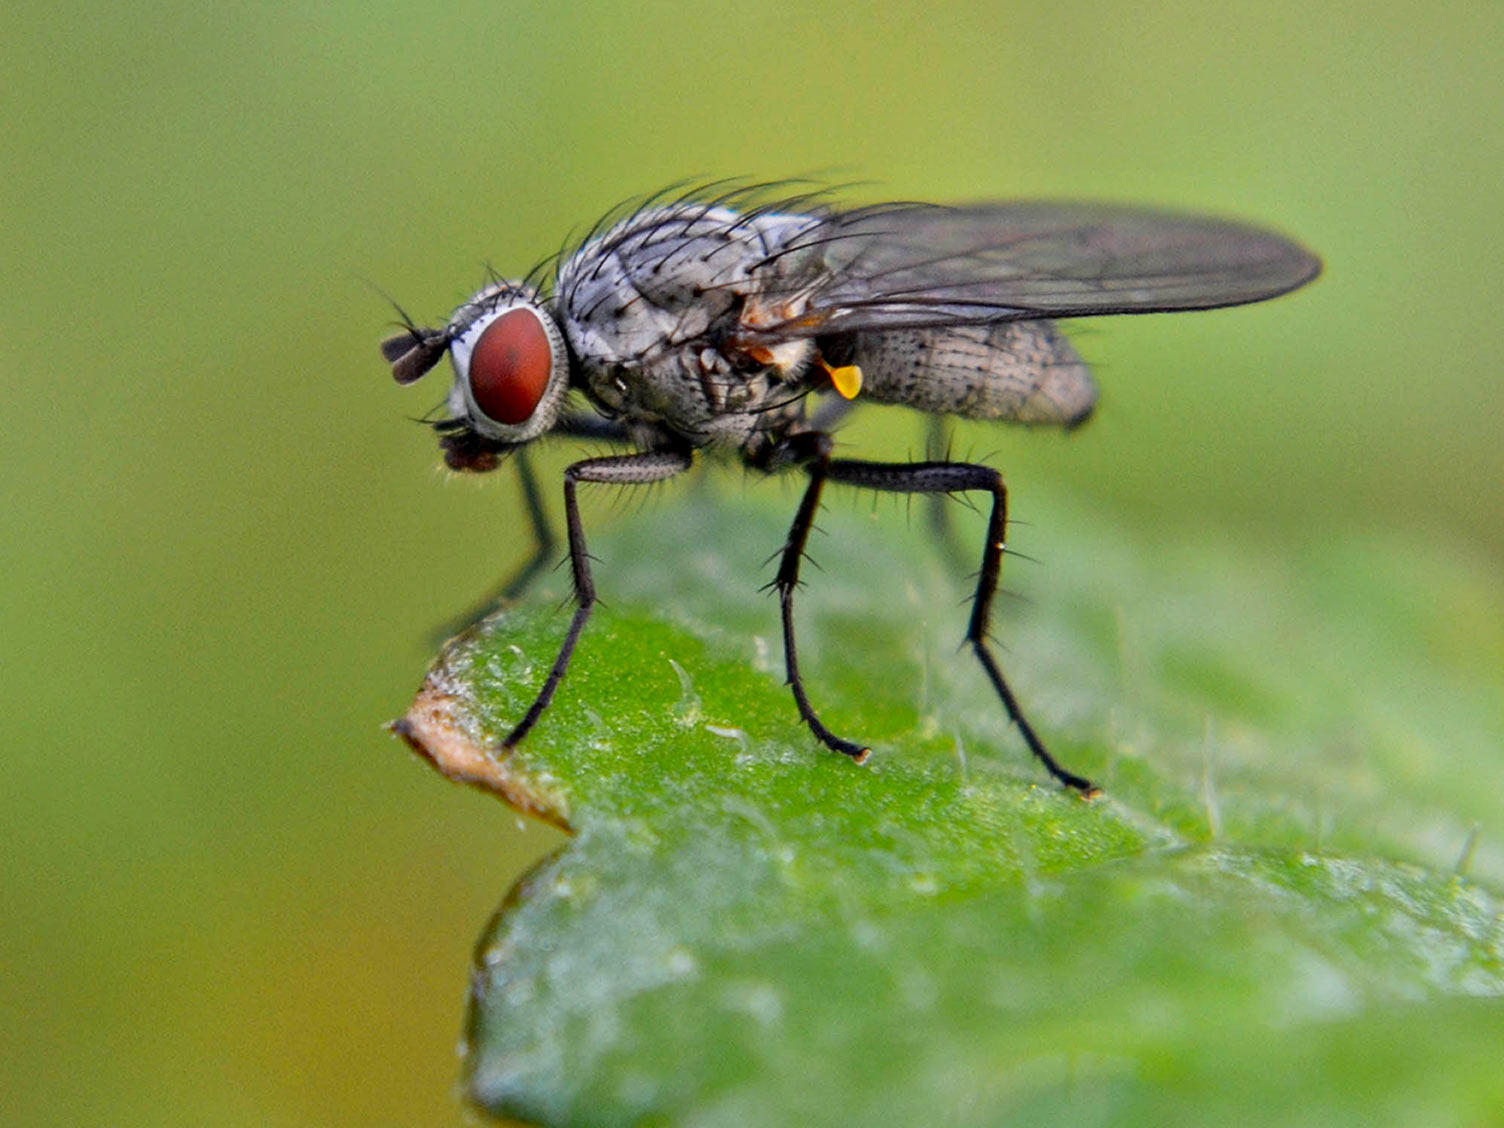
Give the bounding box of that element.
[556,202,820,436]
[557,203,818,366]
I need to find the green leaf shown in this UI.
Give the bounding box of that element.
[396,486,1504,1127]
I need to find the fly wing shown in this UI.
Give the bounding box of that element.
[757,200,1321,338]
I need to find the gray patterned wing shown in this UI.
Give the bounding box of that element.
[760,200,1321,337]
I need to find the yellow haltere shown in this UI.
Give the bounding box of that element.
[819,357,864,400]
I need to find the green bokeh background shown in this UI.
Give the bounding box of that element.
[3,2,1501,1124]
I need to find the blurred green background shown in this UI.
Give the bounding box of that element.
[3,1,1501,1124]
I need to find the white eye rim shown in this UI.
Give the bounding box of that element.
[446,293,569,443]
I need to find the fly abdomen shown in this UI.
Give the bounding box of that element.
[850,320,1098,428]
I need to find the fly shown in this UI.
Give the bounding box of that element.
[381,183,1321,796]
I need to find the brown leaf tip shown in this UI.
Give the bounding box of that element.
[392,678,573,833]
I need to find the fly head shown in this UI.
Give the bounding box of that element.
[382,282,572,472]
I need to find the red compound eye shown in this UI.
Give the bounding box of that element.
[466,308,554,425]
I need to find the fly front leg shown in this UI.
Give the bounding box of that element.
[501,446,693,749]
[778,442,1098,794]
[433,450,557,642]
[438,415,634,640]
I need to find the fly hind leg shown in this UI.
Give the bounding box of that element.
[922,415,971,571]
[775,438,1098,794]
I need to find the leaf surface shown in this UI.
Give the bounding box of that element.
[396,488,1504,1127]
